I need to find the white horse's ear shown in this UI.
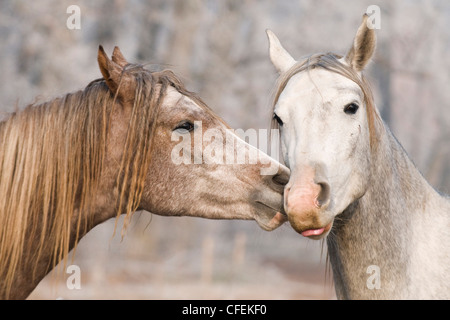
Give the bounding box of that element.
[345,14,376,72]
[266,29,297,74]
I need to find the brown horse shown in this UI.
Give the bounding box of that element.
[0,46,289,299]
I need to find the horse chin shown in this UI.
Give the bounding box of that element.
[299,221,333,240]
[288,215,334,240]
[255,211,287,231]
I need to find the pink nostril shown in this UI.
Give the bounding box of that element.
[313,198,320,208]
[285,181,330,214]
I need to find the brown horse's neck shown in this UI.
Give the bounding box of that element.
[8,198,117,299]
[327,124,448,299]
[0,87,125,299]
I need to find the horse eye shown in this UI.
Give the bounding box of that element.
[344,103,359,115]
[174,121,194,132]
[273,113,284,126]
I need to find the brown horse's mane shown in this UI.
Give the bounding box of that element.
[270,52,382,152]
[0,63,210,298]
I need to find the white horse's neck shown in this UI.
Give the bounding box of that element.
[327,123,450,299]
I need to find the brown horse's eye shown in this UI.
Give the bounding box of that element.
[174,121,194,132]
[344,103,359,115]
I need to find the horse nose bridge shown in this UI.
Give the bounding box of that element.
[311,160,327,179]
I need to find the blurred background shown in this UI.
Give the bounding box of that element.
[1,0,449,299]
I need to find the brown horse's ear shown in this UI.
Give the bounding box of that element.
[112,46,128,68]
[345,14,376,72]
[97,45,134,100]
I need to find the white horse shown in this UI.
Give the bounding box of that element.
[266,14,450,299]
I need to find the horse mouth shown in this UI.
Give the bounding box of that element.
[255,201,287,231]
[299,221,333,240]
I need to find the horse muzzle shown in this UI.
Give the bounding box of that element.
[284,163,333,238]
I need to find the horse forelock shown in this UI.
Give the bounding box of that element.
[271,52,381,152]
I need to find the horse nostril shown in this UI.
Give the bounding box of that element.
[272,172,289,187]
[317,182,330,207]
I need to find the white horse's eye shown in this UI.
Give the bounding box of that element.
[344,103,359,115]
[273,113,284,126]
